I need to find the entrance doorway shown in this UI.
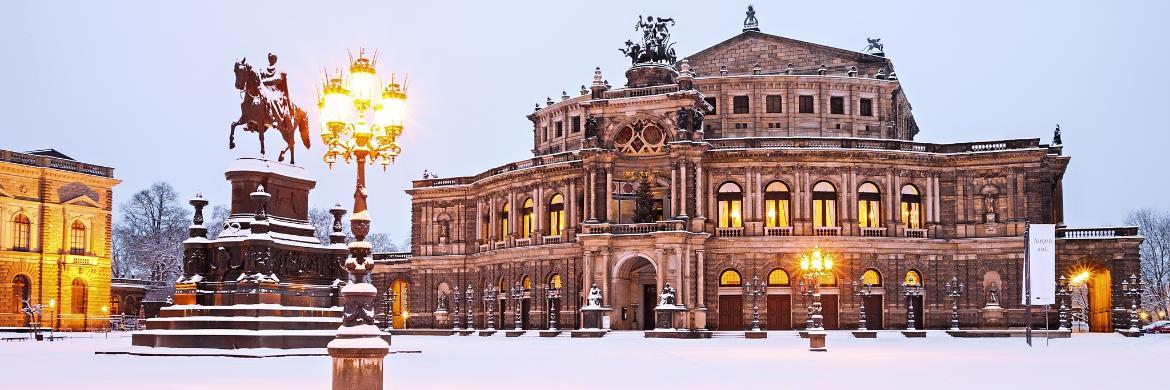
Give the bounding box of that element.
[766,295,792,330]
[614,256,658,330]
[821,294,839,330]
[389,279,409,329]
[862,294,884,330]
[1085,270,1112,332]
[718,295,743,330]
[640,285,656,330]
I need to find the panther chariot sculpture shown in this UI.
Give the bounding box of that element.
[230,52,311,165]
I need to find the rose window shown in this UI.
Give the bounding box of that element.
[614,120,666,154]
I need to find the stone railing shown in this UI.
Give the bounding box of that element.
[814,227,841,236]
[581,220,686,235]
[860,227,887,237]
[715,227,744,237]
[371,251,413,261]
[706,137,1044,155]
[478,243,490,252]
[1,150,115,178]
[514,237,532,247]
[412,151,578,189]
[1057,227,1140,239]
[542,236,563,245]
[904,229,927,238]
[602,84,680,99]
[493,241,508,250]
[764,227,793,236]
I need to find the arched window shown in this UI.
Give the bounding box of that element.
[862,269,882,286]
[719,269,742,287]
[858,182,882,228]
[764,182,791,228]
[819,272,837,286]
[900,185,923,229]
[767,269,790,286]
[480,211,491,242]
[519,198,534,239]
[904,270,922,286]
[498,203,510,239]
[71,278,88,314]
[12,214,31,251]
[548,194,565,236]
[12,275,30,314]
[70,220,87,255]
[812,181,838,228]
[522,275,532,290]
[549,273,563,289]
[497,277,506,294]
[716,182,743,228]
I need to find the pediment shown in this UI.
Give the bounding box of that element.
[63,194,101,208]
[684,31,893,78]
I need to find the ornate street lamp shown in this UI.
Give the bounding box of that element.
[798,246,834,351]
[451,287,462,330]
[743,275,764,331]
[321,49,406,390]
[944,276,965,331]
[511,281,523,331]
[383,291,396,331]
[1056,275,1071,331]
[1123,274,1144,332]
[901,281,923,330]
[484,284,498,330]
[853,277,874,331]
[464,284,475,330]
[546,283,561,331]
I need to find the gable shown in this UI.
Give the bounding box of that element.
[63,193,101,208]
[684,31,892,78]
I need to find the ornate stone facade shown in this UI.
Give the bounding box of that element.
[382,16,1141,333]
[0,149,119,330]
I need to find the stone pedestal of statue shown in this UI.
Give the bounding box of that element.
[572,306,610,338]
[653,304,686,330]
[433,310,449,330]
[980,305,1007,329]
[808,331,827,352]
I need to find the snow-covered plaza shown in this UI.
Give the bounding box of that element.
[2,331,1165,389]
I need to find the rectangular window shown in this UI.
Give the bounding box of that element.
[571,116,581,132]
[860,98,873,116]
[704,97,718,114]
[555,121,563,138]
[799,95,814,113]
[765,95,782,113]
[830,96,844,115]
[765,199,790,228]
[734,123,749,129]
[541,127,547,141]
[733,96,749,114]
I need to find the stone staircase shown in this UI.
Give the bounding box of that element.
[132,304,390,349]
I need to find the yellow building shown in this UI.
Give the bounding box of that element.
[0,149,119,330]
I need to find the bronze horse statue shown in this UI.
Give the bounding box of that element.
[230,58,310,164]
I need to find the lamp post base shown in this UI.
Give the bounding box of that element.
[327,332,389,390]
[807,331,827,351]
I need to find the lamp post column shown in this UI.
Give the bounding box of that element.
[945,276,965,331]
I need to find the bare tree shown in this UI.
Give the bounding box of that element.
[112,182,189,295]
[204,204,230,240]
[308,206,350,245]
[366,233,397,253]
[1126,208,1170,317]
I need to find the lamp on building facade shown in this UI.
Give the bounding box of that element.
[547,283,561,331]
[1056,275,1071,331]
[451,287,462,330]
[901,281,923,331]
[798,245,833,351]
[465,284,475,330]
[944,276,965,330]
[853,276,874,331]
[320,49,406,390]
[744,275,764,331]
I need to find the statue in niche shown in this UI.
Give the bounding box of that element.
[980,185,999,223]
[586,284,603,308]
[437,219,450,244]
[437,293,448,312]
[986,281,1001,307]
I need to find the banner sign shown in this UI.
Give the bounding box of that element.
[1023,224,1057,305]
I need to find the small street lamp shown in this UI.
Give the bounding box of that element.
[465,284,475,330]
[484,285,497,330]
[901,281,923,331]
[381,291,396,331]
[1123,274,1144,333]
[451,287,462,330]
[798,245,834,351]
[511,281,523,331]
[547,283,561,331]
[1056,275,1071,331]
[853,277,874,331]
[743,275,764,331]
[944,276,965,330]
[798,280,813,330]
[48,298,56,336]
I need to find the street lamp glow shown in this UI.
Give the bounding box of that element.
[319,49,406,172]
[48,298,55,309]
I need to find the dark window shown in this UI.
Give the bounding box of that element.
[733,96,749,114]
[860,98,873,116]
[799,95,814,113]
[12,214,30,251]
[830,97,844,115]
[766,95,782,113]
[704,97,717,114]
[571,116,581,132]
[734,123,748,129]
[554,121,563,138]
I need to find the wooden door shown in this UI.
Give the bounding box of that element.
[766,295,792,330]
[863,295,884,330]
[1089,272,1112,332]
[821,294,839,330]
[521,299,531,330]
[641,285,656,330]
[718,295,744,330]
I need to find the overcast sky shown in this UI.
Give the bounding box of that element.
[2,0,1167,242]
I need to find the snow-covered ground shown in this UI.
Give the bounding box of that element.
[1,331,1166,389]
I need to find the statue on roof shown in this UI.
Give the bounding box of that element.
[1053,124,1063,145]
[865,37,884,53]
[621,15,677,65]
[743,5,760,32]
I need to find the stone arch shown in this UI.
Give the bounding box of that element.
[612,252,660,331]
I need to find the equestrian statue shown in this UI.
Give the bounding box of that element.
[230,53,311,165]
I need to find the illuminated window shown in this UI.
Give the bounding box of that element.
[904,270,922,286]
[70,220,86,255]
[549,274,563,289]
[548,194,565,236]
[900,185,924,229]
[71,278,87,314]
[717,182,743,228]
[812,181,837,228]
[764,181,791,228]
[519,198,534,239]
[767,269,790,286]
[481,213,490,242]
[12,214,31,251]
[720,269,742,287]
[858,182,882,228]
[522,276,532,290]
[862,269,882,286]
[499,203,510,239]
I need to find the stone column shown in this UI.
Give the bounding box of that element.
[605,169,614,222]
[566,181,575,236]
[489,197,497,242]
[670,162,678,218]
[696,250,706,307]
[696,162,705,218]
[679,162,689,217]
[583,251,593,301]
[655,249,666,297]
[475,201,483,243]
[328,212,388,390]
[601,250,611,307]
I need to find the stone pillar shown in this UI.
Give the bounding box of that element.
[679,162,689,217]
[583,251,593,302]
[696,250,706,307]
[670,162,678,218]
[605,169,614,222]
[696,163,705,218]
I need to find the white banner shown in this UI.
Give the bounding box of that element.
[1023,224,1057,305]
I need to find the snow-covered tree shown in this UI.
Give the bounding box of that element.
[1126,208,1170,316]
[308,206,349,245]
[112,182,188,293]
[366,232,397,253]
[204,204,230,240]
